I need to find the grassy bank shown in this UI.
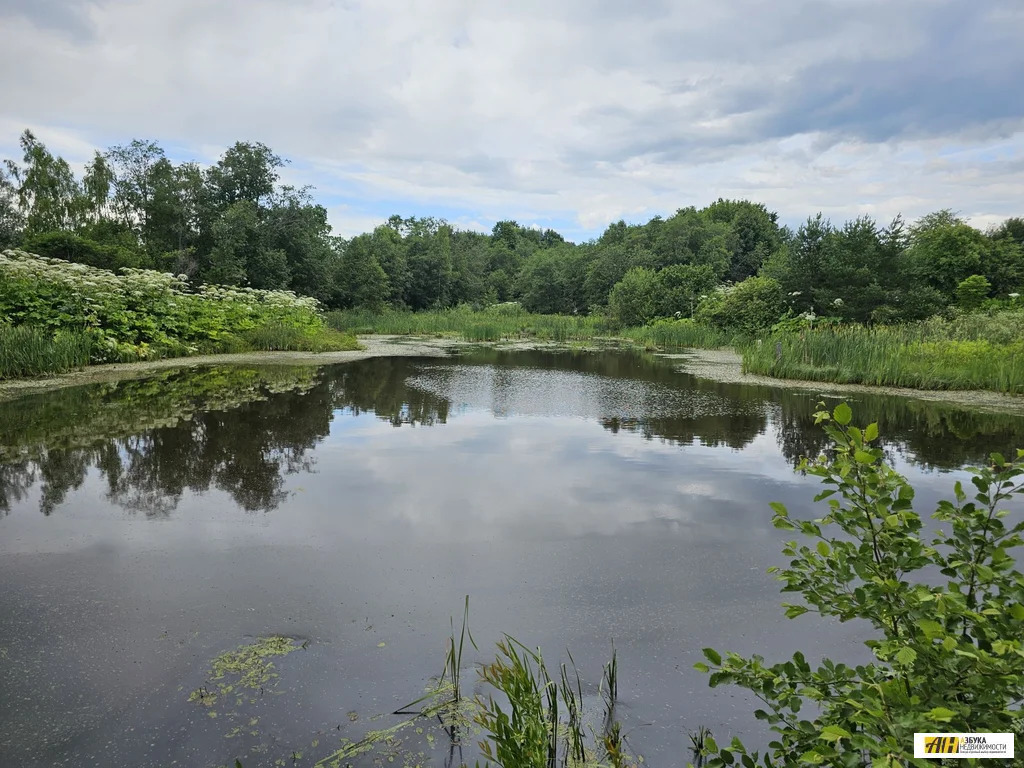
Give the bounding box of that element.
[0,250,358,379]
[328,306,1024,395]
[327,305,609,342]
[742,314,1024,394]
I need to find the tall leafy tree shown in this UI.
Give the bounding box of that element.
[4,130,83,234]
[81,151,114,223]
[205,141,283,209]
[908,210,986,297]
[369,224,412,306]
[263,188,334,301]
[105,138,165,233]
[704,198,784,282]
[0,165,24,247]
[332,234,389,309]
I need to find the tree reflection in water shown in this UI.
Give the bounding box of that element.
[2,350,1023,518]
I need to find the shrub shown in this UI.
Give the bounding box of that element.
[694,404,1024,767]
[956,274,991,310]
[0,249,326,364]
[696,276,785,335]
[609,267,665,327]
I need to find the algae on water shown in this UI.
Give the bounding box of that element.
[189,635,301,709]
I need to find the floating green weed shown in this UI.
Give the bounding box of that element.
[189,635,302,710]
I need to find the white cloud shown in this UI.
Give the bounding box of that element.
[1,0,1022,239]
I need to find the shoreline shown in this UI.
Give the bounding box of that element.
[662,347,1024,414]
[2,335,1023,414]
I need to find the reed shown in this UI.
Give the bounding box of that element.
[240,323,360,353]
[0,325,92,378]
[620,318,740,350]
[325,307,609,342]
[741,322,1024,394]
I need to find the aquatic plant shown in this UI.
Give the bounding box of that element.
[325,306,609,342]
[740,320,1024,393]
[0,323,91,377]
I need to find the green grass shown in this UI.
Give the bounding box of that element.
[240,323,360,353]
[741,322,1024,394]
[325,306,610,342]
[0,325,92,378]
[619,317,742,350]
[0,322,359,381]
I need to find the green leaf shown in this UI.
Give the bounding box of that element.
[894,647,917,665]
[702,648,722,666]
[916,619,943,640]
[800,750,826,764]
[832,403,852,425]
[784,604,809,619]
[819,725,851,742]
[816,541,830,557]
[693,662,710,673]
[1010,604,1024,621]
[927,707,956,723]
[854,450,875,465]
[769,501,788,517]
[864,422,878,442]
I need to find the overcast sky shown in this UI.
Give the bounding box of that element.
[1,0,1021,241]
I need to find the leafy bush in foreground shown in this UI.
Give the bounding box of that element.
[694,404,1024,767]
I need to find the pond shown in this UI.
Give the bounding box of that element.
[1,348,1023,767]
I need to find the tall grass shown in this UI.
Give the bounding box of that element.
[742,323,1024,394]
[620,318,741,350]
[0,325,92,378]
[240,322,360,353]
[326,306,610,342]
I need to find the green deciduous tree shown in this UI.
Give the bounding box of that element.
[909,210,986,298]
[5,130,83,234]
[705,198,784,283]
[105,138,165,234]
[0,165,24,248]
[332,234,389,309]
[205,141,283,209]
[518,244,589,314]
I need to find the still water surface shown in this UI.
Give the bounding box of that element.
[2,349,1023,767]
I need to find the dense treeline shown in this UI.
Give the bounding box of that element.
[2,128,1023,329]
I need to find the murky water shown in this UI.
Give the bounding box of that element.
[2,349,1022,767]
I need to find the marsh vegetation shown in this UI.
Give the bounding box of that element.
[3,129,1022,392]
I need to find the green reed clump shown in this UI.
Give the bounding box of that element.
[741,321,1024,393]
[241,323,360,353]
[326,305,608,342]
[475,637,636,768]
[619,318,740,349]
[0,325,92,378]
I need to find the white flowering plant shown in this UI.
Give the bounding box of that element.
[0,250,326,363]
